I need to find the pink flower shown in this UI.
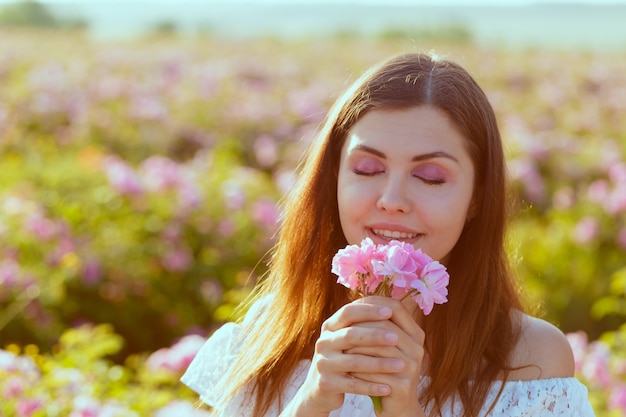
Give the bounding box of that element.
[332,238,381,291]
[582,340,612,389]
[102,156,143,195]
[566,331,588,373]
[0,258,21,287]
[222,181,246,210]
[609,384,626,413]
[16,399,42,417]
[162,246,193,273]
[82,260,103,285]
[146,335,205,373]
[141,156,183,191]
[2,375,26,397]
[25,211,58,241]
[253,134,278,167]
[332,238,449,315]
[252,198,280,232]
[572,217,600,245]
[409,261,449,315]
[372,242,418,288]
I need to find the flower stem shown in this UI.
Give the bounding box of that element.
[371,395,382,412]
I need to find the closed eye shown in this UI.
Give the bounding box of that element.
[413,165,447,185]
[418,177,446,185]
[353,168,384,176]
[352,157,385,176]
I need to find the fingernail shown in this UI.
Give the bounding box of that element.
[391,359,404,370]
[384,333,398,343]
[378,385,391,395]
[379,307,392,317]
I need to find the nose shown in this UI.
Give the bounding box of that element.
[376,175,412,213]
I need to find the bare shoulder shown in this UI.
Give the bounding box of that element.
[508,312,575,380]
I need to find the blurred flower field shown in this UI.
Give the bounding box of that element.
[0,28,625,415]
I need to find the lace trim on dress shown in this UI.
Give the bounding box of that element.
[181,316,595,417]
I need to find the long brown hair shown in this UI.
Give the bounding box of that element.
[217,52,523,417]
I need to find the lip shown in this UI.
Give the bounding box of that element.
[366,223,423,244]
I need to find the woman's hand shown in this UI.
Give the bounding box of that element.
[281,296,425,417]
[346,297,426,416]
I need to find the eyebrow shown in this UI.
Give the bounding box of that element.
[351,144,460,164]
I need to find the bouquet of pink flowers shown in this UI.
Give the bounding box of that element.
[332,238,449,315]
[331,238,450,412]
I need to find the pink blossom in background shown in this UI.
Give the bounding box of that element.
[200,278,223,304]
[0,258,21,287]
[610,385,626,413]
[253,134,279,167]
[154,400,211,417]
[146,335,205,373]
[16,399,43,417]
[162,246,193,273]
[566,331,589,373]
[582,340,612,389]
[586,179,609,204]
[141,156,183,191]
[572,216,600,245]
[92,75,128,101]
[2,375,26,397]
[82,260,103,285]
[25,211,58,241]
[102,156,143,196]
[217,219,236,238]
[128,93,169,121]
[273,169,298,195]
[608,162,626,185]
[252,198,280,232]
[551,187,575,210]
[222,181,246,210]
[607,183,626,214]
[287,83,330,123]
[46,236,76,267]
[177,182,203,213]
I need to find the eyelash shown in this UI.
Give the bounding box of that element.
[352,169,446,185]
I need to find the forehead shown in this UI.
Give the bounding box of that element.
[344,106,472,159]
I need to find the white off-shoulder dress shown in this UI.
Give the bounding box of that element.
[182,306,596,417]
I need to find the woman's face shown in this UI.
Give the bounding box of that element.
[337,106,475,262]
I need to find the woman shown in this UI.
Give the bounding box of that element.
[182,52,595,416]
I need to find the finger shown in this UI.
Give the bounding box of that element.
[340,374,391,397]
[340,353,407,376]
[361,296,425,343]
[346,319,417,353]
[322,301,393,332]
[337,325,400,349]
[314,325,398,361]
